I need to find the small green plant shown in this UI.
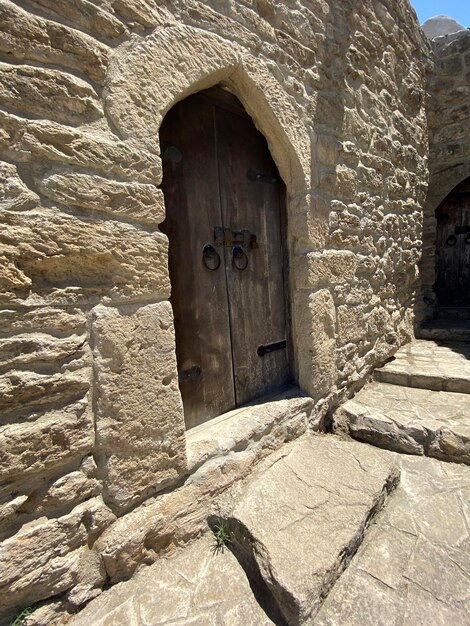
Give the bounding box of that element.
[212,518,232,553]
[11,605,35,626]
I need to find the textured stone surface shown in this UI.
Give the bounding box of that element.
[186,386,313,472]
[0,497,115,616]
[375,340,470,393]
[0,306,86,335]
[315,455,470,625]
[0,63,102,125]
[38,171,165,225]
[229,434,399,625]
[0,398,93,488]
[0,0,110,84]
[0,111,162,184]
[335,381,470,463]
[0,161,39,211]
[0,0,433,616]
[422,15,466,40]
[0,207,169,305]
[25,0,127,40]
[92,302,187,513]
[294,289,337,398]
[70,534,274,626]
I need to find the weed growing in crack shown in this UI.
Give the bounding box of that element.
[212,518,232,554]
[11,605,36,626]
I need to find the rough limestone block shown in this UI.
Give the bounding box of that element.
[112,0,174,29]
[92,302,187,513]
[0,398,93,488]
[289,194,329,251]
[294,289,336,397]
[337,304,368,343]
[0,111,162,184]
[0,370,90,421]
[335,381,470,464]
[70,534,274,625]
[295,250,357,289]
[26,0,126,40]
[0,333,87,370]
[0,0,110,84]
[0,306,86,335]
[230,434,399,625]
[0,161,39,211]
[0,497,115,616]
[17,466,101,519]
[0,207,169,304]
[0,63,102,125]
[39,172,165,225]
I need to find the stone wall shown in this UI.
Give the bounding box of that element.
[0,0,430,620]
[419,29,470,321]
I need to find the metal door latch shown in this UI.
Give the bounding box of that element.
[213,227,258,251]
[257,340,287,356]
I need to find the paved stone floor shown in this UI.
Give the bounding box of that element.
[69,339,470,626]
[70,533,275,626]
[70,440,470,626]
[375,340,470,393]
[315,455,470,625]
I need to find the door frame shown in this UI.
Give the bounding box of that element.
[161,86,294,427]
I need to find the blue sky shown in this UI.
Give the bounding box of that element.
[409,0,469,26]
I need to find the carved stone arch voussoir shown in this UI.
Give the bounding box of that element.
[427,163,470,214]
[104,25,311,192]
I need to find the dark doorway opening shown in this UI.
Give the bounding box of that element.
[160,86,292,430]
[435,177,470,310]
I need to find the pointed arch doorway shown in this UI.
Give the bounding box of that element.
[160,86,292,430]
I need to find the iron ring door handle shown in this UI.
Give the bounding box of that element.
[202,244,221,271]
[446,234,457,247]
[232,245,249,271]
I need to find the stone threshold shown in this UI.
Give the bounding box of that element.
[186,385,315,474]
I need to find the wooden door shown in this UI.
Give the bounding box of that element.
[435,178,470,307]
[160,87,290,429]
[461,193,470,305]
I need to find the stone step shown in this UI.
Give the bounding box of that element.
[436,306,470,320]
[374,340,470,394]
[314,454,470,625]
[334,381,470,464]
[228,434,399,626]
[418,319,470,342]
[69,533,275,626]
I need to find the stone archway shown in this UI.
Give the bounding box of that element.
[91,24,337,514]
[104,24,333,398]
